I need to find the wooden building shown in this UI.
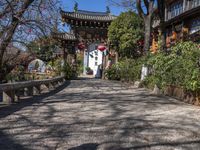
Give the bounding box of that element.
[58,9,116,77]
[152,0,200,52]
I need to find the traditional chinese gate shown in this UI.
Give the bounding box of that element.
[58,8,116,77]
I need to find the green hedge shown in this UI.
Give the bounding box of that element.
[106,41,200,93]
[105,57,145,82]
[144,41,200,92]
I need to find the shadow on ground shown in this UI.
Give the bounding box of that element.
[0,78,200,150]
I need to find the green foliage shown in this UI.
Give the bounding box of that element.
[35,61,39,70]
[48,58,77,79]
[62,62,74,79]
[76,54,84,75]
[105,57,145,81]
[48,58,63,76]
[105,64,121,80]
[108,11,144,58]
[28,38,56,62]
[85,66,91,72]
[145,41,200,91]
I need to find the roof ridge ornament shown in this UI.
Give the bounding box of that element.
[74,1,78,12]
[106,6,111,15]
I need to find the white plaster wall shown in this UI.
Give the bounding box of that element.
[83,43,103,77]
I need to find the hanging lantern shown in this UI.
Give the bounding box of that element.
[97,45,106,51]
[78,42,85,50]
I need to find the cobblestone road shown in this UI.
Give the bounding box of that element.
[1,78,200,150]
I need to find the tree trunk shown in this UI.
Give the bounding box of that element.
[157,0,166,51]
[159,20,166,51]
[0,0,34,83]
[143,16,152,52]
[63,47,68,65]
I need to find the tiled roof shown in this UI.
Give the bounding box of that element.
[53,33,77,41]
[61,10,116,21]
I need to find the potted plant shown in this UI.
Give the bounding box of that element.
[85,67,93,75]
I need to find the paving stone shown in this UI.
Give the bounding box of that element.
[0,78,200,150]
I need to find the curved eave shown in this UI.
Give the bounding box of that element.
[60,10,116,22]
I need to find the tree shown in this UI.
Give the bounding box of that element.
[108,0,157,52]
[157,0,166,51]
[108,11,144,58]
[0,0,60,82]
[136,0,156,52]
[28,37,58,62]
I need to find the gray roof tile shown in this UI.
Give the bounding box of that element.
[61,10,116,21]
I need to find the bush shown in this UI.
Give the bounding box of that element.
[105,57,145,82]
[105,64,121,80]
[62,62,74,79]
[145,41,200,92]
[77,53,84,75]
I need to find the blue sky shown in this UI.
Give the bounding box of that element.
[61,0,124,15]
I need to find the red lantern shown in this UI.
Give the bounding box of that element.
[78,43,85,50]
[97,45,106,51]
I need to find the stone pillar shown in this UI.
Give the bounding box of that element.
[27,87,33,96]
[102,53,106,79]
[14,90,20,102]
[3,90,15,104]
[48,82,54,90]
[33,85,41,95]
[83,50,88,75]
[115,52,119,63]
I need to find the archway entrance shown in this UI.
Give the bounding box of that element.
[57,9,116,78]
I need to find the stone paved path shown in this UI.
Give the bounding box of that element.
[1,78,200,150]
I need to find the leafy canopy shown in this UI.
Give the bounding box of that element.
[145,41,200,92]
[108,11,144,58]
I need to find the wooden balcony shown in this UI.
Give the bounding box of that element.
[166,0,200,22]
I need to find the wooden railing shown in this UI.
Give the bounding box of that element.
[0,76,66,104]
